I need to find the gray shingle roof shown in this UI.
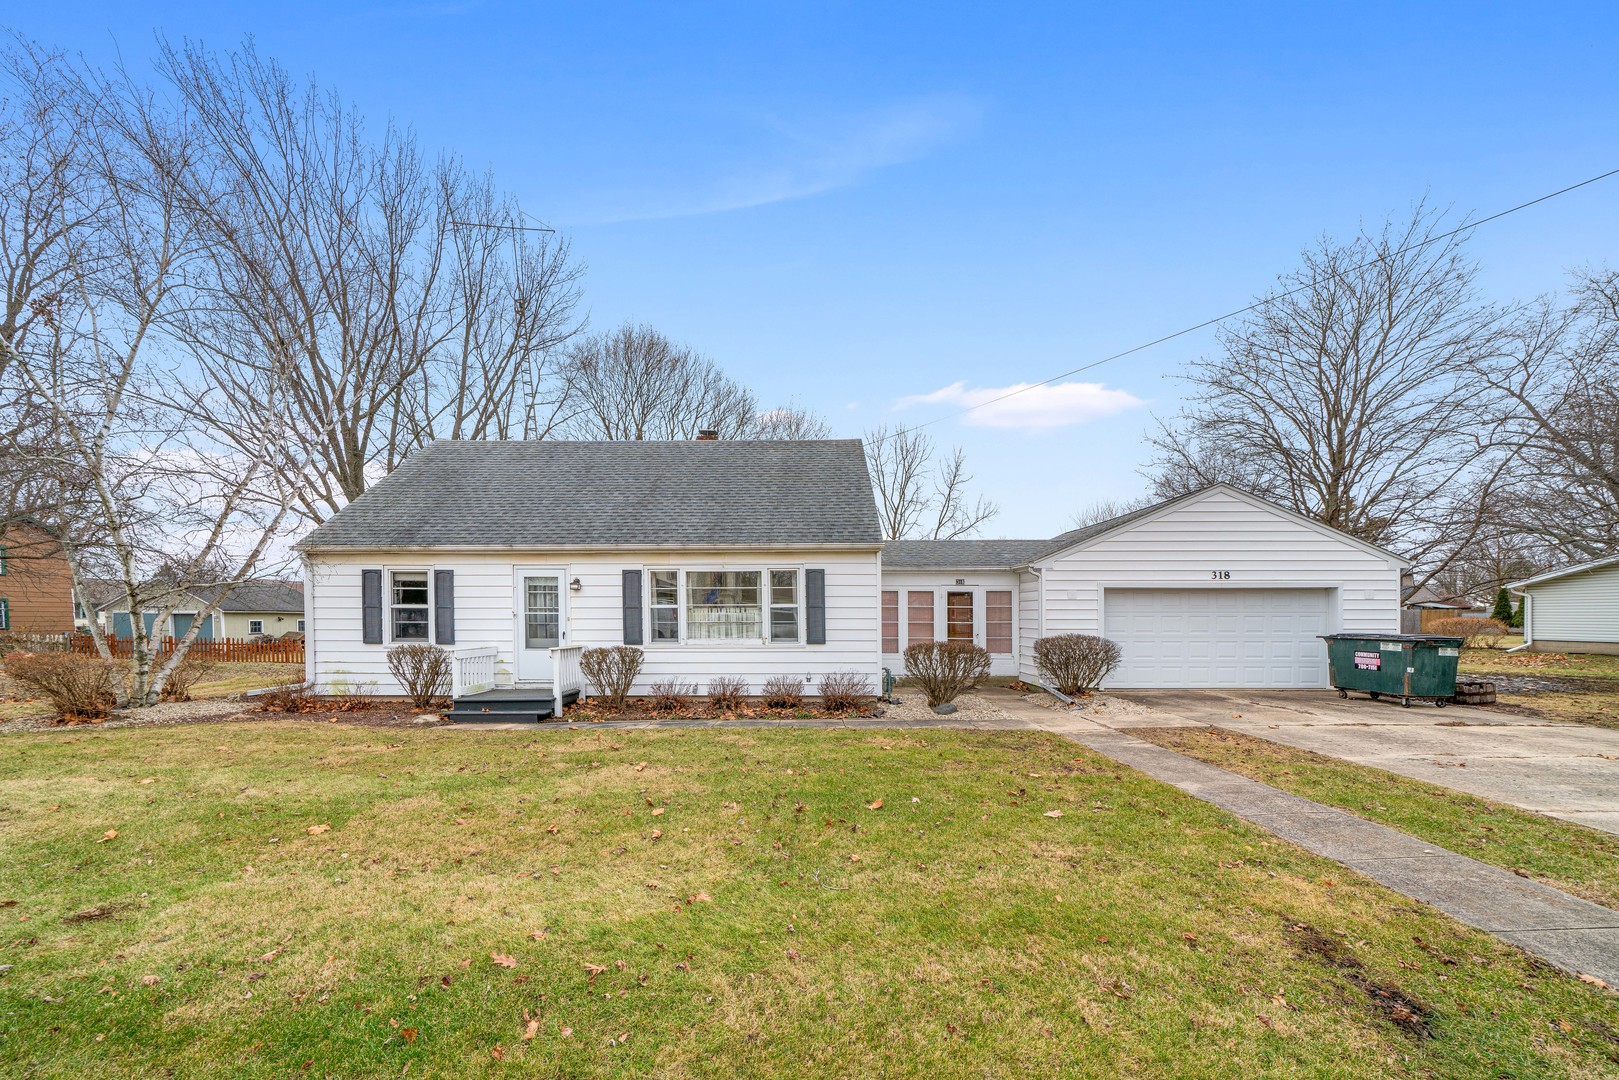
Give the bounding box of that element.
[297,440,882,550]
[192,581,305,613]
[881,539,1052,570]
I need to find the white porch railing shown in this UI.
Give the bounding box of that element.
[551,644,584,700]
[451,645,499,697]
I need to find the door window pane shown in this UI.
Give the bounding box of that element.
[524,576,560,648]
[881,590,899,653]
[946,591,974,641]
[907,591,934,644]
[687,571,761,640]
[391,572,430,640]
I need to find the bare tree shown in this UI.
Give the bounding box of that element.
[1147,207,1506,575]
[560,323,760,440]
[149,38,582,524]
[864,425,997,540]
[1069,496,1154,530]
[748,402,834,439]
[0,51,292,704]
[1471,272,1619,559]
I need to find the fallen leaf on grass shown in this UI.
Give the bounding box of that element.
[95,829,117,843]
[1043,810,1064,818]
[545,824,560,834]
[690,891,712,903]
[401,1028,417,1044]
[650,807,665,817]
[649,829,663,841]
[491,1045,504,1061]
[523,1017,540,1041]
[139,975,160,986]
[307,824,330,835]
[491,954,517,969]
[848,854,862,862]
[584,963,607,984]
[138,778,157,785]
[560,1025,573,1038]
[866,799,883,811]
[634,762,647,772]
[258,948,282,963]
[529,930,548,941]
[1578,973,1611,990]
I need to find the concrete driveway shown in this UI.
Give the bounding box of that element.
[1098,688,1619,835]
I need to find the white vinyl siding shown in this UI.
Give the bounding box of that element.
[305,548,880,696]
[1522,565,1619,646]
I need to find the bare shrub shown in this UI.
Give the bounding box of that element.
[255,682,319,713]
[818,670,873,713]
[1428,617,1509,648]
[707,676,747,712]
[580,646,644,712]
[648,678,697,712]
[159,652,217,702]
[3,652,120,721]
[904,641,990,707]
[1034,634,1123,696]
[760,675,805,710]
[386,644,453,710]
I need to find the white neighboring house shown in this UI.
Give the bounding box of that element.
[297,440,884,716]
[1508,554,1619,656]
[882,485,1405,689]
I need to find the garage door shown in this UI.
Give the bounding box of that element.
[1102,588,1331,688]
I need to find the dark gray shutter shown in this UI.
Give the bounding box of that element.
[361,569,383,644]
[434,569,455,645]
[805,568,826,645]
[622,570,643,645]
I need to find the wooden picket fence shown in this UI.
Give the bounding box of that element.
[65,634,304,665]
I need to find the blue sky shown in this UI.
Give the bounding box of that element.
[16,2,1619,536]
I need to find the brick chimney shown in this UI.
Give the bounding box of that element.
[696,429,719,441]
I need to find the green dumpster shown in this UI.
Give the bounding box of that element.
[1318,634,1464,708]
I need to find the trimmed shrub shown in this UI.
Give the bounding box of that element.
[3,652,120,721]
[159,651,217,702]
[904,641,990,707]
[580,646,644,712]
[1429,617,1508,648]
[818,670,873,712]
[760,674,805,710]
[648,678,697,712]
[1034,634,1122,696]
[386,644,453,710]
[707,676,747,712]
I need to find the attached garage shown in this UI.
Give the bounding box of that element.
[881,484,1404,691]
[1102,587,1331,688]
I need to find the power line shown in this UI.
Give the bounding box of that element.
[896,165,1619,435]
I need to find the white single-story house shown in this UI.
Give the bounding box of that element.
[99,581,306,641]
[297,440,885,716]
[1508,554,1619,655]
[297,439,1405,711]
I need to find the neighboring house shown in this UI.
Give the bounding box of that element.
[299,440,1403,704]
[1399,581,1488,633]
[885,485,1403,689]
[0,520,76,634]
[1508,554,1619,655]
[100,581,306,641]
[297,441,883,706]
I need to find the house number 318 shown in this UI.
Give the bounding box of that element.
[1211,570,1231,580]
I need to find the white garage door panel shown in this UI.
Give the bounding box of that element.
[1103,588,1330,688]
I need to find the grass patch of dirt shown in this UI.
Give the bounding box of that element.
[0,725,1615,1078]
[1131,726,1619,910]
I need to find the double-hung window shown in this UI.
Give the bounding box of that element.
[685,571,761,641]
[390,571,430,641]
[768,569,799,643]
[248,619,265,636]
[650,570,679,642]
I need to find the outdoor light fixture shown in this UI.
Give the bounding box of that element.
[570,577,582,592]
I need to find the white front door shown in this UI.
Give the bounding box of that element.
[514,567,566,683]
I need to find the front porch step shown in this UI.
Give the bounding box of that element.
[448,687,580,723]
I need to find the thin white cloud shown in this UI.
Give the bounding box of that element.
[574,94,983,224]
[896,380,1144,429]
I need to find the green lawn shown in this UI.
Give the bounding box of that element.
[1459,648,1619,729]
[1,724,1615,1078]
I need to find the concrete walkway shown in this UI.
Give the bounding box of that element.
[1049,718,1619,988]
